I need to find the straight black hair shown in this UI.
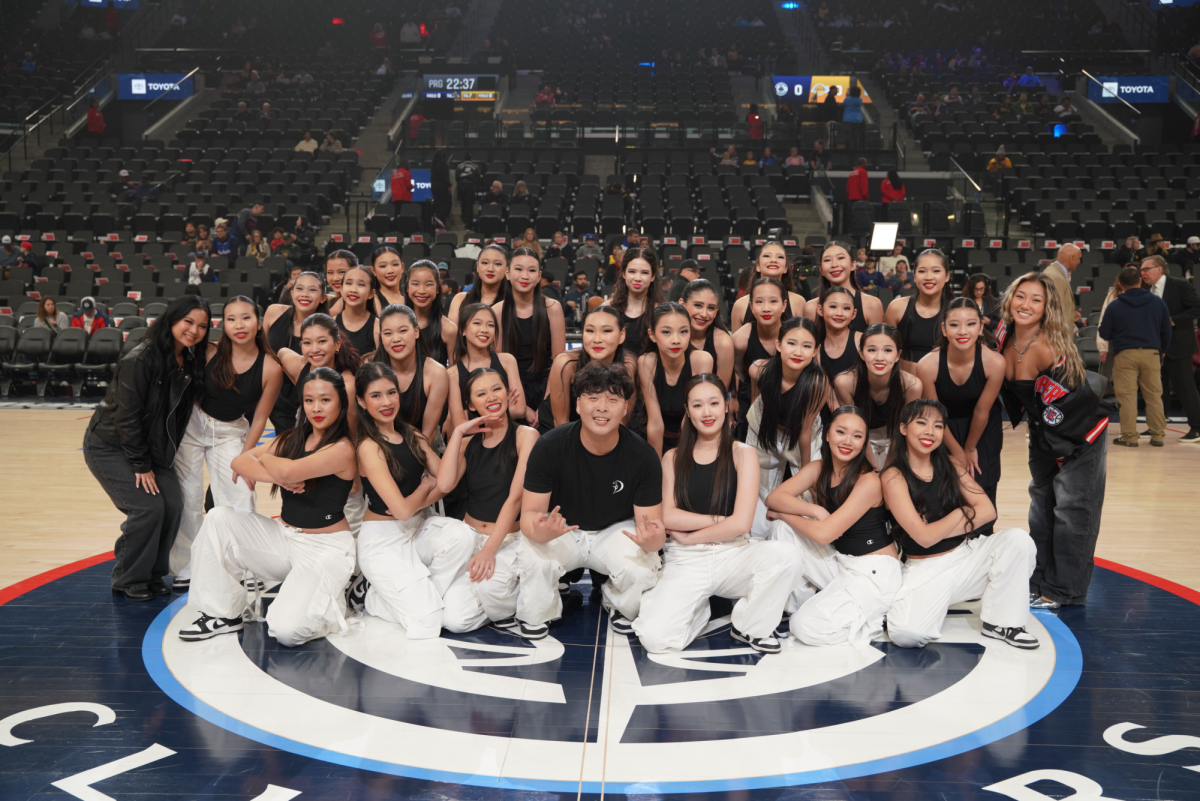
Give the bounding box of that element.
[501,246,551,374]
[453,302,499,363]
[209,295,266,391]
[673,374,736,516]
[143,293,210,391]
[933,296,997,350]
[747,276,792,338]
[813,405,873,510]
[400,259,447,364]
[464,366,519,477]
[756,316,828,454]
[353,360,427,488]
[272,366,352,496]
[610,246,665,342]
[300,312,361,376]
[373,303,426,429]
[851,323,906,438]
[463,242,512,307]
[680,279,730,334]
[891,398,978,534]
[819,240,861,293]
[640,301,691,356]
[815,285,855,344]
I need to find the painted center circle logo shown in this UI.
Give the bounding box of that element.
[147,595,1079,793]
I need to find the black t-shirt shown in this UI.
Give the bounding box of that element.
[523,420,662,531]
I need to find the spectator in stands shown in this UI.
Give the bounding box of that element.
[885,259,915,293]
[483,180,509,207]
[1014,93,1034,118]
[539,272,563,302]
[536,85,556,107]
[104,1,119,35]
[391,160,413,203]
[843,86,864,147]
[0,236,18,273]
[400,20,422,44]
[132,175,159,205]
[927,95,946,117]
[1054,96,1076,117]
[294,130,318,153]
[577,233,603,261]
[34,297,69,331]
[809,139,832,170]
[1116,236,1146,266]
[376,58,393,76]
[1003,69,1019,91]
[987,146,1012,172]
[232,102,255,124]
[320,131,344,153]
[518,228,542,257]
[609,182,628,199]
[1140,255,1200,442]
[277,265,303,303]
[246,71,265,94]
[16,241,37,273]
[880,170,905,205]
[758,148,778,167]
[269,228,286,253]
[747,103,764,140]
[943,86,963,105]
[110,169,132,198]
[856,257,885,292]
[193,224,212,255]
[607,243,625,279]
[71,297,109,334]
[1017,67,1043,88]
[371,22,389,49]
[961,273,1000,334]
[245,230,271,265]
[742,151,757,166]
[667,260,701,302]
[907,93,930,119]
[1172,236,1200,279]
[513,180,537,210]
[211,224,235,258]
[292,216,316,265]
[408,108,426,141]
[1146,234,1171,260]
[186,251,218,285]
[1036,94,1055,118]
[1044,243,1081,334]
[259,102,275,123]
[880,242,909,275]
[968,85,984,105]
[785,147,805,167]
[564,270,597,323]
[993,95,1014,118]
[86,99,106,143]
[1101,266,1170,448]
[234,203,263,245]
[846,158,869,202]
[21,52,36,73]
[823,84,840,120]
[715,144,738,166]
[545,232,575,263]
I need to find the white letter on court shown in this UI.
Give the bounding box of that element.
[51,744,176,801]
[251,787,302,800]
[983,769,1125,801]
[0,703,116,746]
[1104,722,1200,772]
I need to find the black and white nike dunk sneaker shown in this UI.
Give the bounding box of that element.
[731,624,782,654]
[608,611,634,635]
[178,613,244,641]
[982,622,1040,649]
[346,574,369,613]
[514,620,549,640]
[242,578,266,592]
[558,578,571,596]
[775,613,791,638]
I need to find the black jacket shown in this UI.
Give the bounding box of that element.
[1097,288,1171,356]
[86,342,203,472]
[1158,276,1200,360]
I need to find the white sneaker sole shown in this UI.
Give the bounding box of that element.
[178,622,243,642]
[982,627,1039,649]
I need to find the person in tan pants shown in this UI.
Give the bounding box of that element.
[1099,267,1171,447]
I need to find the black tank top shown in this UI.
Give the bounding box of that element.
[935,342,987,420]
[825,480,893,556]
[267,309,302,429]
[888,472,966,557]
[397,360,426,430]
[622,311,645,354]
[419,317,448,366]
[686,457,738,517]
[456,352,505,410]
[654,353,693,439]
[512,313,551,397]
[279,448,353,529]
[848,289,868,334]
[361,438,425,516]
[899,298,942,362]
[464,433,515,523]
[820,335,859,377]
[201,349,265,422]
[701,324,718,364]
[867,393,890,430]
[336,310,377,361]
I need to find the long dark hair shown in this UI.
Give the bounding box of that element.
[400,259,447,364]
[464,366,519,476]
[815,285,854,344]
[640,300,690,356]
[453,302,499,363]
[209,295,267,391]
[142,293,210,390]
[934,296,996,350]
[278,270,329,334]
[819,240,861,293]
[673,374,736,515]
[912,247,954,314]
[681,278,730,334]
[354,360,427,487]
[961,272,994,302]
[575,304,625,373]
[301,312,361,376]
[609,246,664,339]
[886,169,903,190]
[501,246,551,374]
[463,242,512,307]
[891,398,977,533]
[747,277,792,340]
[812,405,873,510]
[754,240,793,293]
[272,366,351,496]
[852,323,906,437]
[756,317,828,454]
[373,303,426,428]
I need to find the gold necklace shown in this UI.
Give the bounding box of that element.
[1014,324,1041,363]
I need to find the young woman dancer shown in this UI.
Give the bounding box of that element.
[886,248,952,372]
[633,375,802,654]
[334,265,378,360]
[171,297,284,589]
[493,247,566,425]
[730,241,806,325]
[448,242,510,324]
[997,272,1111,610]
[448,302,526,429]
[181,367,358,645]
[276,313,362,434]
[804,240,884,333]
[638,302,714,457]
[732,277,790,440]
[264,271,327,431]
[323,249,357,312]
[350,362,481,637]
[608,246,664,355]
[765,405,901,645]
[374,303,449,444]
[745,316,829,535]
[84,295,210,601]
[916,298,1004,501]
[433,367,541,636]
[882,399,1039,649]
[833,323,922,469]
[400,259,458,366]
[538,304,637,432]
[371,245,405,311]
[681,279,734,389]
[816,286,861,378]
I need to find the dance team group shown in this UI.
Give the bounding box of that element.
[83,238,1111,654]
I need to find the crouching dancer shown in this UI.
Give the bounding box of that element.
[517,361,666,638]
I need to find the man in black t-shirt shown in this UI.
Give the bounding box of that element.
[518,362,665,638]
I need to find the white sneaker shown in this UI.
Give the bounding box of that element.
[178,613,244,641]
[730,624,782,654]
[982,622,1040,649]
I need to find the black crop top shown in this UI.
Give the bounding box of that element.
[361,438,425,516]
[337,310,377,360]
[685,457,738,518]
[825,481,893,557]
[820,336,860,378]
[201,349,265,422]
[279,449,354,529]
[464,433,515,524]
[887,470,991,557]
[654,353,693,440]
[898,298,942,363]
[456,352,505,410]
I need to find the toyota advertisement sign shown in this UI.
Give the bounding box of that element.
[117,73,195,101]
[1086,75,1170,104]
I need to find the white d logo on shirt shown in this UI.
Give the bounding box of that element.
[612,480,624,494]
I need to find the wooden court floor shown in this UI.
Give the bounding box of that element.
[1,408,1197,593]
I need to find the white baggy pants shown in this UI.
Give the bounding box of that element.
[344,484,366,538]
[887,528,1037,649]
[357,515,475,639]
[171,407,256,579]
[436,522,521,633]
[767,518,901,645]
[516,521,661,626]
[747,399,824,539]
[189,506,355,647]
[631,537,803,653]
